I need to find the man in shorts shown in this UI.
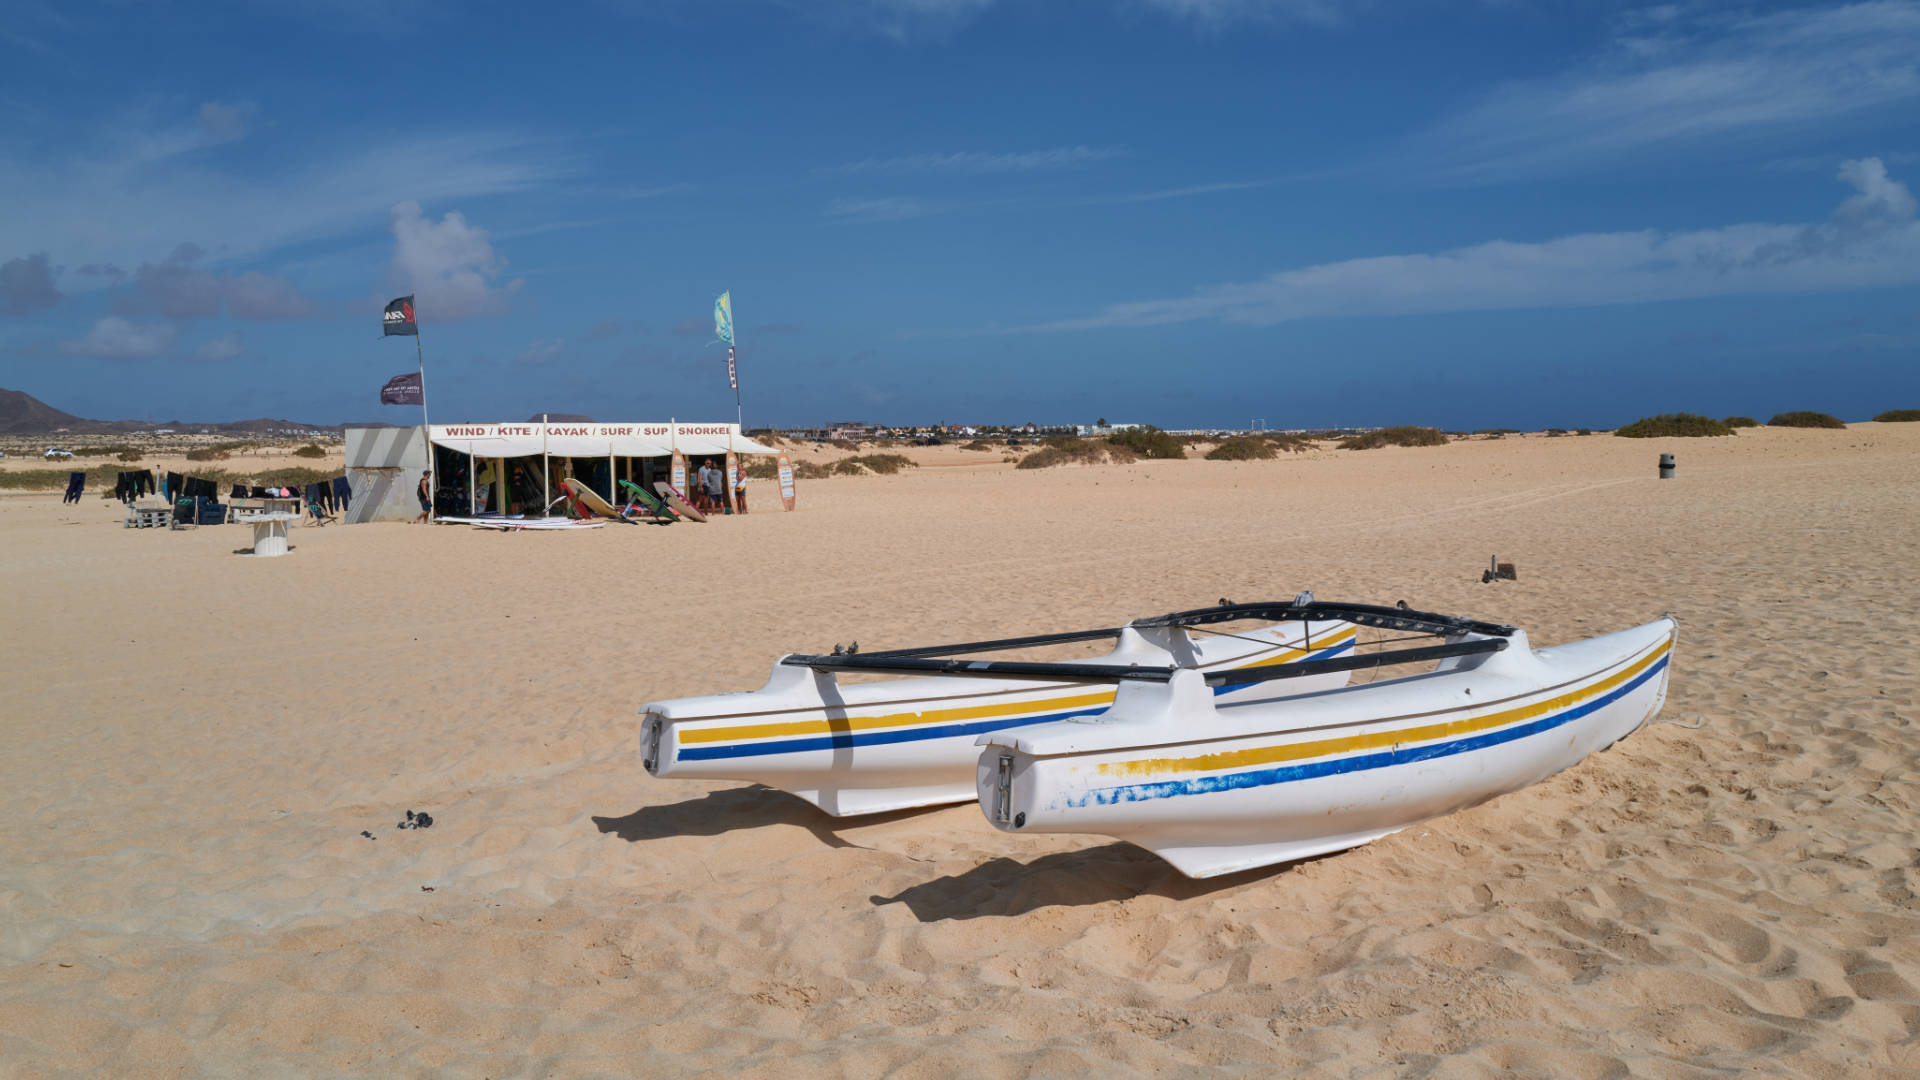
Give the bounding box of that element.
[413,470,433,524]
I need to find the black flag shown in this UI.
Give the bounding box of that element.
[380,371,423,405]
[383,295,417,336]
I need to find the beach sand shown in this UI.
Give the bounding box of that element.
[2,424,1916,1077]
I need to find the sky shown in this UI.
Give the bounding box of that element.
[2,0,1917,431]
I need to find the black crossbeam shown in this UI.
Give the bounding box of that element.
[1202,638,1508,687]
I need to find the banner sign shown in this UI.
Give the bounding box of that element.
[713,291,733,346]
[724,451,738,514]
[671,451,687,496]
[777,452,796,512]
[726,347,737,390]
[430,422,746,441]
[379,371,423,405]
[383,295,418,336]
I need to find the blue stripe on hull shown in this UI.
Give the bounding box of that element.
[677,641,1357,763]
[1065,653,1669,808]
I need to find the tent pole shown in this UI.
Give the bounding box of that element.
[542,415,550,520]
[467,441,476,514]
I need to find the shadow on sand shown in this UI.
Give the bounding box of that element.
[869,842,1322,922]
[592,784,935,851]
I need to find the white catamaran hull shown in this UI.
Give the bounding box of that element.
[976,618,1674,878]
[641,621,1358,817]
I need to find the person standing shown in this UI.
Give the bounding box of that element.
[413,470,433,524]
[701,458,725,513]
[733,462,748,514]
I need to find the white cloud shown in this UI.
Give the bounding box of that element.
[60,316,176,359]
[1,252,60,315]
[1113,180,1269,203]
[1419,1,1920,181]
[833,145,1125,176]
[516,338,566,366]
[195,101,257,141]
[825,196,932,223]
[386,201,522,321]
[115,242,316,320]
[1136,0,1366,28]
[0,101,575,280]
[1018,158,1920,331]
[192,332,244,362]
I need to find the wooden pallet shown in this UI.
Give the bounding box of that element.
[125,506,174,529]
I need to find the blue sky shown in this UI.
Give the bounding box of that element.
[2,0,1917,430]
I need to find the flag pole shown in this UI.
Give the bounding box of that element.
[415,315,433,512]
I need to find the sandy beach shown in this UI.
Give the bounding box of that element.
[2,424,1917,1078]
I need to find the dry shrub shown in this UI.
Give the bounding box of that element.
[743,458,780,479]
[185,447,231,461]
[1614,414,1732,438]
[828,438,858,451]
[116,449,144,462]
[1871,409,1920,422]
[292,444,326,459]
[961,439,995,451]
[1338,426,1448,450]
[1723,416,1760,428]
[1206,436,1277,461]
[1767,411,1846,429]
[794,461,831,480]
[1262,433,1315,453]
[1105,426,1185,459]
[830,458,867,476]
[845,453,915,475]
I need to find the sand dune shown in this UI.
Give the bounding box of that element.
[2,424,1917,1077]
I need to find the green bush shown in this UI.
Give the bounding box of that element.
[1723,416,1759,428]
[1768,411,1846,429]
[1206,436,1278,461]
[1261,432,1316,453]
[1105,425,1185,459]
[1871,409,1920,423]
[1337,426,1448,450]
[1575,428,1592,436]
[845,453,915,475]
[292,444,326,459]
[1613,413,1732,438]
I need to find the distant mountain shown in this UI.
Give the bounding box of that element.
[0,388,86,435]
[0,388,341,436]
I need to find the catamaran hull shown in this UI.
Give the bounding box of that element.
[641,621,1358,817]
[977,619,1674,878]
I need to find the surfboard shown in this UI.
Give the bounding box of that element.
[653,481,707,522]
[618,479,677,522]
[724,451,739,514]
[777,452,796,511]
[435,516,605,530]
[560,477,624,520]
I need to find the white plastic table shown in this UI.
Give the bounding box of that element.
[238,511,299,557]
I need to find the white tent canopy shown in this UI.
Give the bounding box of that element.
[429,421,776,459]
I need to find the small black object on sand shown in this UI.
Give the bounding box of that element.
[396,809,434,830]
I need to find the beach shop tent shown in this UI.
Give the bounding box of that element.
[343,422,776,521]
